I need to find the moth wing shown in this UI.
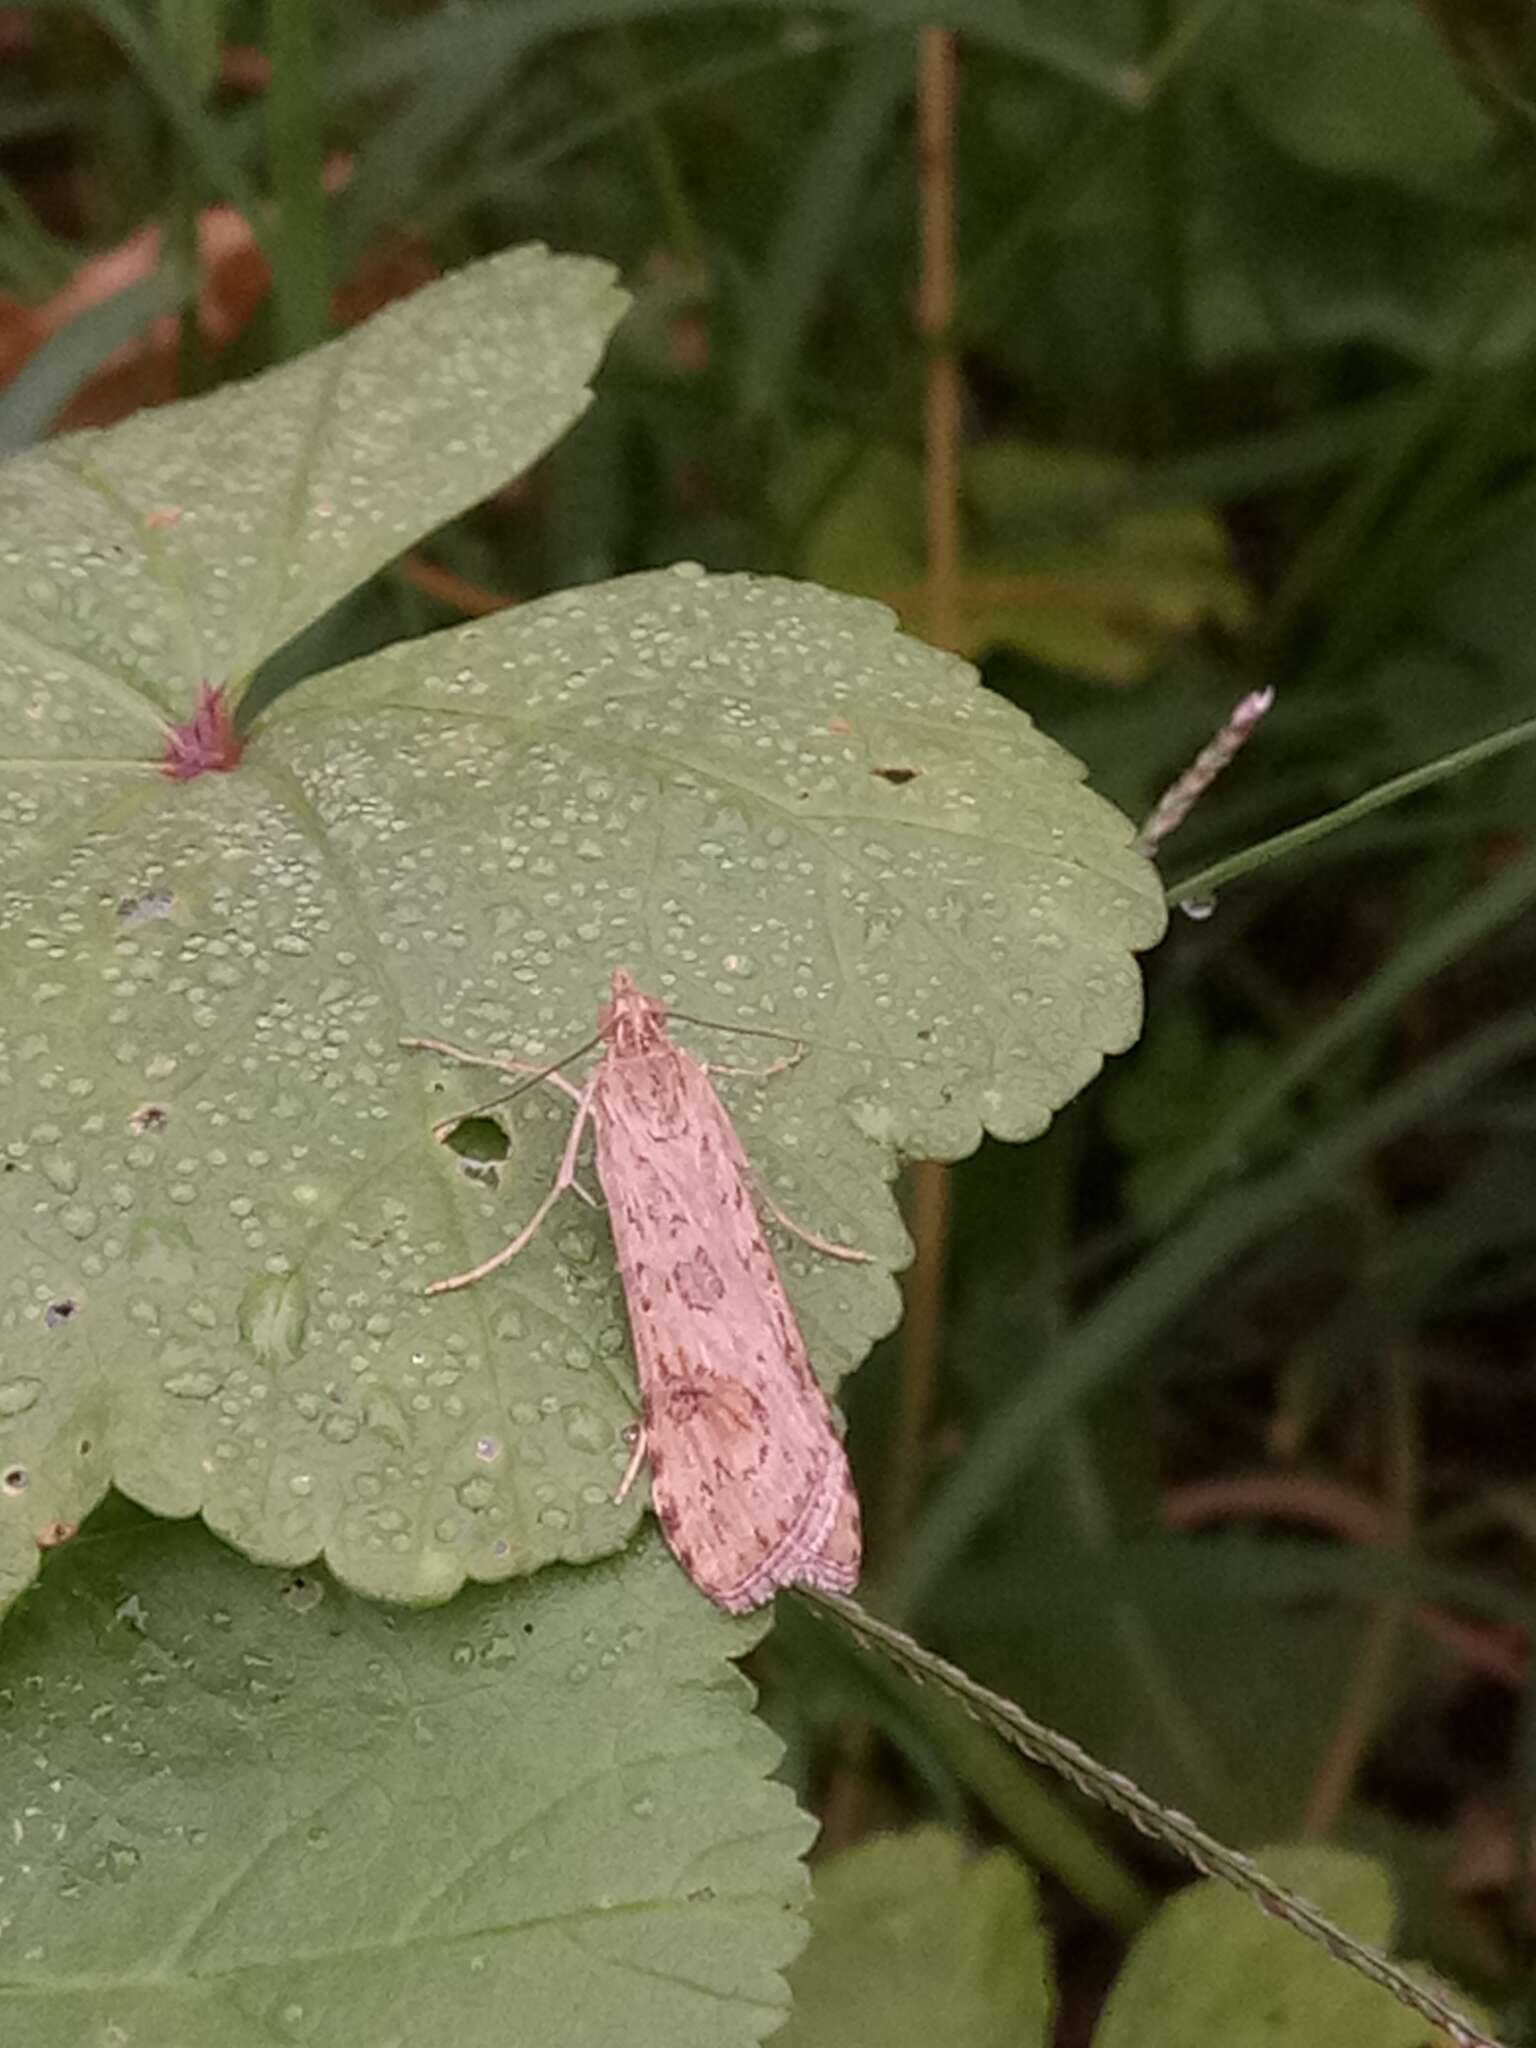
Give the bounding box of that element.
[646,1369,860,1614]
[594,1052,861,1612]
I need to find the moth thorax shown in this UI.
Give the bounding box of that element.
[601,968,670,1055]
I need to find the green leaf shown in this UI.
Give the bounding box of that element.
[777,1826,1051,2048]
[0,254,1163,1618]
[788,435,1250,683]
[0,1513,809,2048]
[1093,1844,1478,2048]
[1225,0,1493,188]
[0,240,623,721]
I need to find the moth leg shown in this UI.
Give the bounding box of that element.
[703,1045,805,1083]
[423,1070,600,1296]
[757,1182,871,1264]
[401,1034,584,1139]
[614,1423,647,1504]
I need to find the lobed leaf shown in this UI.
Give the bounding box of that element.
[0,1513,807,2048]
[0,249,1164,1616]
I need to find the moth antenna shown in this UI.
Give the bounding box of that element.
[422,1032,602,1137]
[666,1009,924,1067]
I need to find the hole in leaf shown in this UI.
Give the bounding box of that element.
[129,1104,169,1134]
[2,1467,27,1494]
[443,1116,510,1164]
[872,765,919,785]
[45,1298,78,1326]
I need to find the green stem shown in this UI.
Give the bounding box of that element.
[802,1591,1502,2048]
[265,0,331,359]
[1167,713,1536,902]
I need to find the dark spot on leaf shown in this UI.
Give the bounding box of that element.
[116,889,175,924]
[872,765,919,785]
[78,1438,92,1455]
[45,1298,78,1327]
[522,1622,534,1635]
[129,1104,169,1134]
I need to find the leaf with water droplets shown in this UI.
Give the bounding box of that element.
[0,1512,808,2048]
[0,247,1163,1616]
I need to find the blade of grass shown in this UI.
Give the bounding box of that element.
[0,167,78,297]
[265,0,331,359]
[0,272,182,455]
[893,1008,1536,1617]
[738,31,912,421]
[1152,835,1536,1223]
[778,1595,1154,1930]
[332,0,1138,107]
[82,0,270,253]
[803,1590,1505,2048]
[1167,712,1536,901]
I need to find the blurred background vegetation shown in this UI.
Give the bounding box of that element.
[5,0,1535,2033]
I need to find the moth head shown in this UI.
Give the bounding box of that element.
[601,967,669,1054]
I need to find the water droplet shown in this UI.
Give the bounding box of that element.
[238,1270,309,1368]
[40,1151,79,1193]
[456,1477,494,1512]
[474,1435,501,1463]
[280,1572,324,1613]
[560,1405,610,1454]
[320,1411,359,1444]
[0,1379,41,1417]
[538,1505,571,1532]
[1178,893,1217,921]
[58,1203,98,1240]
[163,1370,223,1401]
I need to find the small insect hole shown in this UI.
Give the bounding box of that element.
[129,1104,169,1134]
[78,1438,93,1455]
[872,765,919,785]
[444,1116,510,1167]
[45,1298,79,1327]
[2,1466,28,1494]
